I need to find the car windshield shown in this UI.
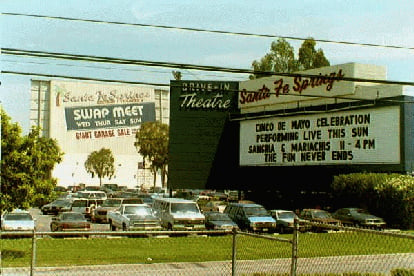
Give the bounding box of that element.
[314,211,332,219]
[354,209,370,214]
[124,206,152,216]
[208,213,232,221]
[94,193,106,199]
[62,213,85,221]
[123,198,144,204]
[245,207,269,216]
[171,203,199,213]
[72,200,87,207]
[102,199,122,207]
[85,186,100,191]
[52,200,69,206]
[4,213,33,221]
[278,211,295,219]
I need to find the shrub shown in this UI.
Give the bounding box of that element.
[331,173,414,229]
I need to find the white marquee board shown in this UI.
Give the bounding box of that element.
[240,106,400,166]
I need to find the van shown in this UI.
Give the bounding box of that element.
[152,198,205,230]
[71,198,104,219]
[224,203,276,233]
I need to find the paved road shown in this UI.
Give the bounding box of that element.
[2,253,413,276]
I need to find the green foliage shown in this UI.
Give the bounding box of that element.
[84,148,115,186]
[391,268,414,276]
[331,173,414,229]
[1,109,63,212]
[134,122,169,187]
[250,37,330,79]
[298,39,330,70]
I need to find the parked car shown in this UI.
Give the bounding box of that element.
[333,208,386,229]
[83,186,101,191]
[50,212,91,232]
[41,199,73,215]
[204,211,239,231]
[300,209,342,232]
[71,198,104,219]
[108,204,162,231]
[1,209,35,232]
[201,201,227,213]
[77,191,107,200]
[224,203,276,233]
[92,198,144,223]
[136,193,155,206]
[92,198,123,223]
[152,198,205,230]
[269,209,310,234]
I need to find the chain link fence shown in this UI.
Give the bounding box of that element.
[1,223,414,276]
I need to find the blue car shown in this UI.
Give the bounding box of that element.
[224,203,276,233]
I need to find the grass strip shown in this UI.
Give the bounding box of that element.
[1,232,413,267]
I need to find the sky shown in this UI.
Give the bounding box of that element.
[1,0,414,133]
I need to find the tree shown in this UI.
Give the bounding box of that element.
[298,38,330,70]
[331,173,414,229]
[172,71,182,80]
[134,122,169,188]
[1,108,64,212]
[84,148,115,186]
[250,38,330,79]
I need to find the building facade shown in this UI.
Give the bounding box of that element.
[30,80,169,188]
[168,63,414,208]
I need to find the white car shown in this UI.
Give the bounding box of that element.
[1,209,35,231]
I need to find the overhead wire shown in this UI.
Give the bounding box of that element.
[2,48,414,87]
[2,13,413,105]
[2,12,414,50]
[2,70,170,87]
[2,58,247,80]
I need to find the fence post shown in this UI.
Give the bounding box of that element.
[290,218,298,276]
[30,230,37,276]
[231,227,237,276]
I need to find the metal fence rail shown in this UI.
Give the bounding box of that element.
[1,222,414,276]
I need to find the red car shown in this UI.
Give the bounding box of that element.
[50,212,91,232]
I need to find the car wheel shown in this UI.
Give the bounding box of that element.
[122,223,127,231]
[109,221,116,231]
[280,225,285,234]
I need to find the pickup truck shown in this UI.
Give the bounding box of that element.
[107,204,162,231]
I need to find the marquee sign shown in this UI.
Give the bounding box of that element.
[178,81,235,111]
[239,63,360,111]
[65,102,155,131]
[240,106,401,166]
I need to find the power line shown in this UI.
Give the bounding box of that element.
[2,70,170,87]
[3,12,414,51]
[3,48,414,87]
[2,58,248,80]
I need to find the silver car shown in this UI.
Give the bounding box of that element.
[1,209,35,232]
